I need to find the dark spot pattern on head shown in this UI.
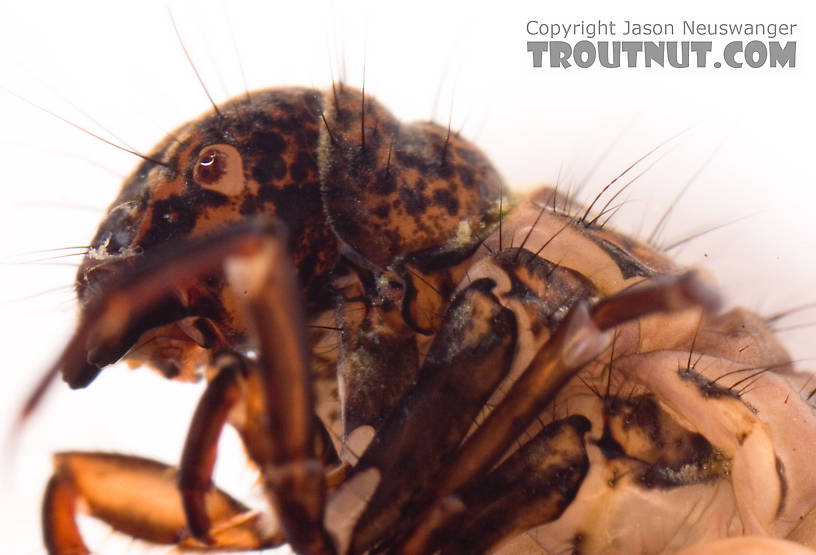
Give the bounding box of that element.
[433,188,459,215]
[456,164,476,189]
[248,131,288,183]
[374,204,390,219]
[140,194,199,248]
[394,148,426,170]
[321,87,505,268]
[290,151,314,182]
[239,194,262,215]
[373,170,397,195]
[399,186,428,215]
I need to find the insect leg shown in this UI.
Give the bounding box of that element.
[437,271,719,498]
[342,263,716,553]
[179,351,341,547]
[327,277,519,553]
[426,415,592,554]
[29,219,334,552]
[396,271,720,553]
[178,354,243,544]
[42,451,283,553]
[224,231,334,554]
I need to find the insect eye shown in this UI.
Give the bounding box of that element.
[192,144,245,195]
[195,148,226,184]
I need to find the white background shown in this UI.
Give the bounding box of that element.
[0,0,813,553]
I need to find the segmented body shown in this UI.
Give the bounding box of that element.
[30,82,816,554]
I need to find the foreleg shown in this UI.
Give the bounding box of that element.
[42,451,282,553]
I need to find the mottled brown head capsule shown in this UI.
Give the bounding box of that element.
[71,85,505,387]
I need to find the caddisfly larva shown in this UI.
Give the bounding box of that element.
[2,3,814,554]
